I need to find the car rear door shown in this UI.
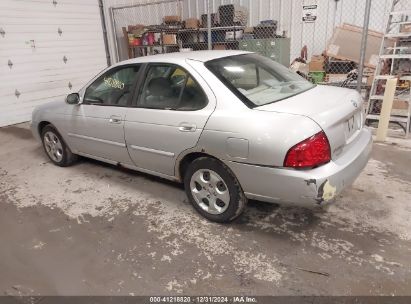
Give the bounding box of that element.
[67,64,141,164]
[124,62,216,177]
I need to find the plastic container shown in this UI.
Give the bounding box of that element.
[309,71,325,84]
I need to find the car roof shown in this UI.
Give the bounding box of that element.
[117,50,251,66]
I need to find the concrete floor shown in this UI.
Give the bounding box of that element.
[0,124,410,296]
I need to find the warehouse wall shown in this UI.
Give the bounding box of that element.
[0,0,108,127]
[103,0,393,64]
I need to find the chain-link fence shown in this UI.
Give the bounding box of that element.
[108,0,395,96]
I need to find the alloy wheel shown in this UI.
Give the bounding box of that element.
[43,131,64,162]
[190,169,230,215]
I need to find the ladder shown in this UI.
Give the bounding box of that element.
[366,0,411,137]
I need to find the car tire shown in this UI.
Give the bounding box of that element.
[41,125,77,167]
[184,157,247,223]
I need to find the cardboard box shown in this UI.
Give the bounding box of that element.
[393,100,409,110]
[325,23,395,68]
[213,44,226,50]
[400,24,411,33]
[163,34,176,45]
[163,15,181,23]
[128,24,145,32]
[185,18,199,29]
[309,55,325,71]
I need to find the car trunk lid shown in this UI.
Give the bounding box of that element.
[255,85,364,159]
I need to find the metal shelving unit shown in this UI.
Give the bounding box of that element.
[129,25,249,55]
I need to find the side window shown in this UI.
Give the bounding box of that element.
[138,64,207,111]
[83,65,140,106]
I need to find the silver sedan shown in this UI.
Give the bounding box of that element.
[31,50,372,222]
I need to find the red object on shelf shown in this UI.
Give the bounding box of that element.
[146,33,155,45]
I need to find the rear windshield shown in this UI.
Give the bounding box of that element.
[205,53,315,107]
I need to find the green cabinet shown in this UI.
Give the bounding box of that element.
[239,39,266,53]
[265,38,291,67]
[239,38,290,67]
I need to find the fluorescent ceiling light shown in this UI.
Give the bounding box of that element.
[224,66,245,73]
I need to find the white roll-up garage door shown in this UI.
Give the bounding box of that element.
[0,0,108,127]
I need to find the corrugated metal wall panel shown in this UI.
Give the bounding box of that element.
[0,0,107,127]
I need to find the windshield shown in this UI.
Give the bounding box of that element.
[205,53,315,107]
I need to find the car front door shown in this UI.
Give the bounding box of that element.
[67,64,141,164]
[124,63,216,177]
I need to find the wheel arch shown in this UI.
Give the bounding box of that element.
[176,150,221,182]
[38,121,52,137]
[179,149,248,223]
[38,122,69,149]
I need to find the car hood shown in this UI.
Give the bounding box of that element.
[32,98,68,126]
[255,85,364,158]
[34,98,67,115]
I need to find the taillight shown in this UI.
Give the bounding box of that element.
[284,131,331,169]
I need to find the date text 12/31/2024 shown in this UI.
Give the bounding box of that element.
[149,296,258,303]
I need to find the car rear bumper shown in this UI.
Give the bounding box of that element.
[226,128,372,206]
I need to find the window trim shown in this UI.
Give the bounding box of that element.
[131,62,209,111]
[82,64,142,108]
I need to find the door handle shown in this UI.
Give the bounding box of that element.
[178,123,196,132]
[109,115,122,124]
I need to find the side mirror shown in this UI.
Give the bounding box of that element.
[66,93,80,105]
